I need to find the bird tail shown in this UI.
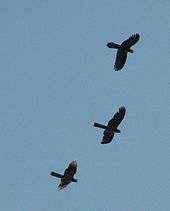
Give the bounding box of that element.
[107,42,120,49]
[94,122,107,129]
[50,171,64,178]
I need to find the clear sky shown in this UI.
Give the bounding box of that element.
[0,1,170,211]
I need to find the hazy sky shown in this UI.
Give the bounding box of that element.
[0,1,170,211]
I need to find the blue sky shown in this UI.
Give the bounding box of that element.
[0,1,170,210]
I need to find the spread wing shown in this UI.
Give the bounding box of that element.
[57,161,77,190]
[64,161,77,177]
[101,107,126,144]
[121,33,140,48]
[114,49,127,71]
[101,130,114,144]
[107,106,126,129]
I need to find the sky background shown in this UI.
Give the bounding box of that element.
[0,1,170,211]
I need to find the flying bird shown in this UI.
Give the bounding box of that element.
[50,160,77,190]
[107,33,140,71]
[94,106,126,144]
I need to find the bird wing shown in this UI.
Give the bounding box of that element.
[58,181,68,190]
[114,49,127,71]
[107,106,126,129]
[101,130,114,144]
[121,33,140,48]
[64,161,77,177]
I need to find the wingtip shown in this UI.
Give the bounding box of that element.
[106,42,111,48]
[119,106,126,110]
[133,32,140,36]
[70,160,77,167]
[133,33,140,40]
[101,140,108,144]
[114,66,121,71]
[119,106,126,114]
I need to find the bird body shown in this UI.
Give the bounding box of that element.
[50,160,77,190]
[94,106,126,144]
[107,33,140,71]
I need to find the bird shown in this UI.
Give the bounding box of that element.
[50,160,77,190]
[107,33,140,71]
[94,106,126,144]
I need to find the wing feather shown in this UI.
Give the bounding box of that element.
[121,33,140,48]
[114,49,127,71]
[101,130,114,144]
[107,106,126,129]
[64,161,77,177]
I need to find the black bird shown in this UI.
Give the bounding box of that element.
[94,106,126,144]
[50,160,77,190]
[107,33,140,71]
